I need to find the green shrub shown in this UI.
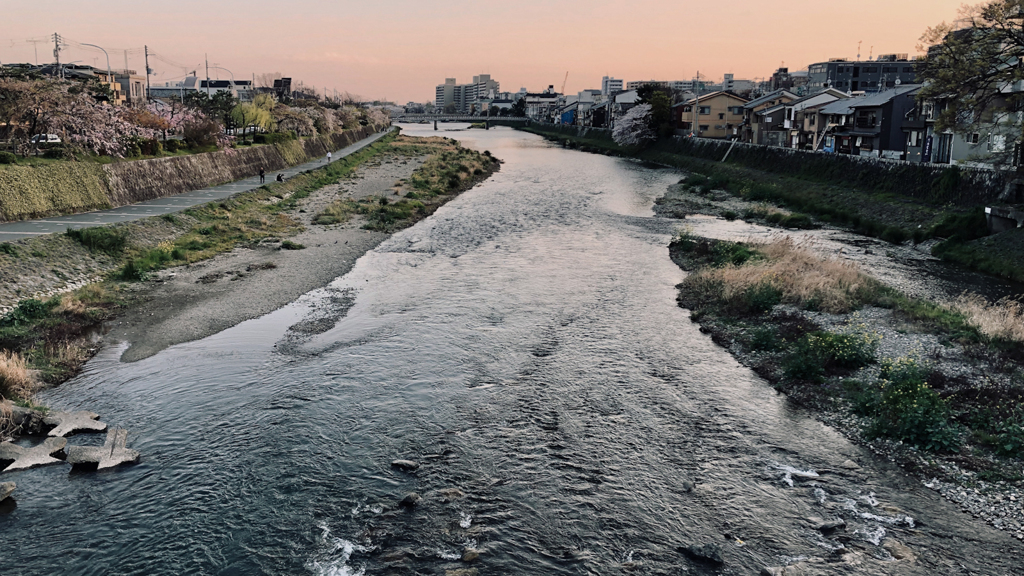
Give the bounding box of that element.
[722,210,738,221]
[0,298,52,328]
[711,241,759,266]
[0,151,17,164]
[880,226,909,244]
[163,139,181,153]
[779,213,815,229]
[991,408,1024,457]
[748,326,781,351]
[139,138,163,156]
[865,357,959,451]
[742,281,783,315]
[784,331,878,381]
[0,243,19,256]
[65,226,128,255]
[280,240,305,250]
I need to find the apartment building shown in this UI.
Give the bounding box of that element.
[434,74,500,114]
[806,55,919,93]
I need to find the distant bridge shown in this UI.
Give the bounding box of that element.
[392,114,530,123]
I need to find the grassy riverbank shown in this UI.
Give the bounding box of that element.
[0,132,499,410]
[671,233,1024,478]
[522,125,1024,283]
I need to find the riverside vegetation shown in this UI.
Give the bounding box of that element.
[0,132,499,420]
[522,124,1024,284]
[670,232,1024,477]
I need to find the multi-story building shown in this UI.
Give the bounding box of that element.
[741,89,798,143]
[806,55,919,94]
[601,76,624,95]
[434,74,500,114]
[674,91,750,139]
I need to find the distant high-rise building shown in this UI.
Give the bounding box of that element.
[435,74,500,113]
[602,76,623,95]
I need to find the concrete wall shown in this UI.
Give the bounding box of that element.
[0,126,381,222]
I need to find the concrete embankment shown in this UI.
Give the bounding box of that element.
[0,126,383,223]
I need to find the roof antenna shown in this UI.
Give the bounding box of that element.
[869,46,874,61]
[857,40,862,60]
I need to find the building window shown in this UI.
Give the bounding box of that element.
[718,113,725,120]
[699,106,711,115]
[903,67,914,73]
[970,133,981,144]
[809,115,816,126]
[699,125,709,131]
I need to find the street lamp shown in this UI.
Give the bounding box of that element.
[79,42,111,80]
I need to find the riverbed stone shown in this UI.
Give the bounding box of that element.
[882,538,916,562]
[44,410,106,437]
[9,406,47,436]
[0,437,68,472]
[399,492,421,508]
[437,488,464,502]
[813,518,846,532]
[444,569,477,576]
[65,428,139,470]
[462,548,480,562]
[679,542,724,564]
[0,482,14,501]
[391,459,420,472]
[840,459,861,470]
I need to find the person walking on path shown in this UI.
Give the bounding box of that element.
[326,151,332,163]
[259,167,265,184]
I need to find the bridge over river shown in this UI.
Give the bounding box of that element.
[391,113,529,124]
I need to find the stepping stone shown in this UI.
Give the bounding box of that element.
[0,482,14,501]
[44,411,107,437]
[66,428,139,470]
[0,437,68,472]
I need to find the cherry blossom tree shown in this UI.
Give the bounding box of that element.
[612,104,655,148]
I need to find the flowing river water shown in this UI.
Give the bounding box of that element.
[3,125,1021,575]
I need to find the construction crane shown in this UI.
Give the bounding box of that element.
[561,71,569,94]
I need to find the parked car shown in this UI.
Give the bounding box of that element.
[30,134,61,145]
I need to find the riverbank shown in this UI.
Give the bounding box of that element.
[0,133,500,416]
[521,124,1024,283]
[669,231,1024,539]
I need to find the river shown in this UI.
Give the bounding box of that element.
[3,125,1020,575]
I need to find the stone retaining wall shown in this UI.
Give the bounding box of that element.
[0,125,382,222]
[522,123,1012,206]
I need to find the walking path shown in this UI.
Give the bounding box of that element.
[0,128,396,241]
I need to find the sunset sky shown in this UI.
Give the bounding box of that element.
[3,0,968,103]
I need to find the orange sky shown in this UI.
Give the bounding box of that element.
[2,0,967,103]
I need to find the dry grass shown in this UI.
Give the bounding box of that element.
[689,237,881,314]
[54,293,87,315]
[953,293,1024,343]
[0,350,37,400]
[0,400,15,440]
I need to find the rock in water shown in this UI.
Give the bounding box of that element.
[391,459,420,472]
[814,518,846,532]
[0,482,14,501]
[66,428,139,470]
[679,542,724,564]
[0,437,67,472]
[399,492,421,508]
[462,549,480,562]
[44,411,107,437]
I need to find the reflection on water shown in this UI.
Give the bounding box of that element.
[1,125,1017,575]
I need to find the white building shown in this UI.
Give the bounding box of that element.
[601,76,623,95]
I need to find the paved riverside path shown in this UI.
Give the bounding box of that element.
[0,128,396,241]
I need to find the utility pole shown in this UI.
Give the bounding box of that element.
[144,45,151,102]
[694,71,700,137]
[25,38,44,64]
[205,54,210,96]
[53,32,61,76]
